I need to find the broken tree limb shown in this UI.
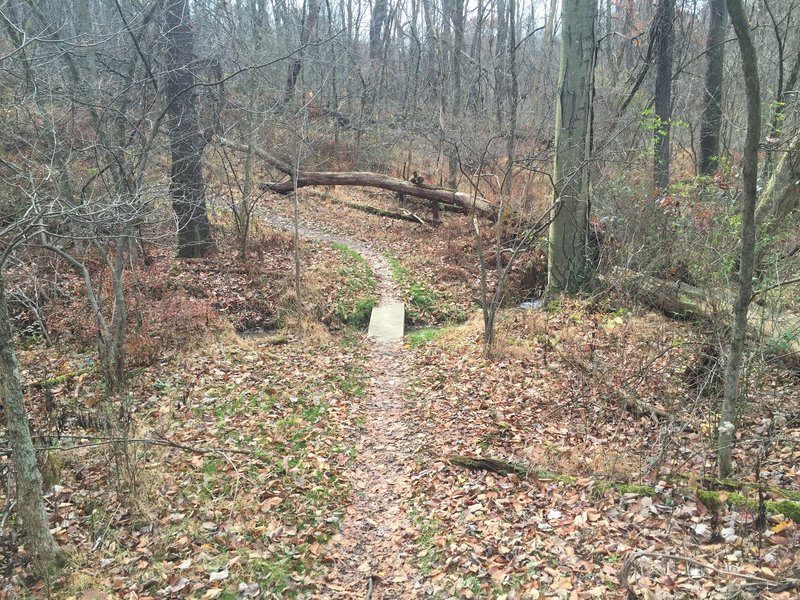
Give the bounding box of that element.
[613,269,800,364]
[329,197,429,225]
[619,551,799,597]
[448,454,529,476]
[216,136,496,218]
[447,455,800,520]
[555,346,697,431]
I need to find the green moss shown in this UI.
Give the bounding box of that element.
[697,489,723,512]
[697,490,800,520]
[614,483,659,496]
[407,327,446,347]
[766,500,800,522]
[35,368,89,389]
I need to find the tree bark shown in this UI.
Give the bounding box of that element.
[698,0,728,176]
[653,0,674,191]
[501,0,518,198]
[494,0,508,129]
[547,0,595,293]
[530,0,557,106]
[718,0,761,478]
[164,0,214,258]
[0,273,65,574]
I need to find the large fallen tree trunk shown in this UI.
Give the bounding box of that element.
[616,269,800,364]
[216,137,496,218]
[264,171,497,217]
[756,131,800,233]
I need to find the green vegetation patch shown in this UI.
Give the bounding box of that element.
[406,327,448,347]
[330,243,378,327]
[387,252,467,325]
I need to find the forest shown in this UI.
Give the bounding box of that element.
[0,0,799,597]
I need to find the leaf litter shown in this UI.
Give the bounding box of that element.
[2,189,799,599]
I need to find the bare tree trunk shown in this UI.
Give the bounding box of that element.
[760,0,787,182]
[718,0,761,478]
[164,0,214,258]
[547,0,595,293]
[501,0,518,198]
[293,170,302,311]
[653,0,674,191]
[448,0,465,189]
[530,0,557,107]
[699,0,728,175]
[0,273,65,574]
[285,0,321,102]
[239,96,258,259]
[494,0,508,129]
[468,0,486,112]
[370,0,388,60]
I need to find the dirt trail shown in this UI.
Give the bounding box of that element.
[266,216,424,598]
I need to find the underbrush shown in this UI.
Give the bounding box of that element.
[387,252,467,325]
[4,332,369,598]
[1,222,384,594]
[402,299,800,597]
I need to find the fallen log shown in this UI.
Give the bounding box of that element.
[330,197,429,225]
[448,454,528,476]
[399,196,465,214]
[263,172,496,217]
[28,369,90,390]
[614,269,800,364]
[216,137,496,218]
[447,454,800,519]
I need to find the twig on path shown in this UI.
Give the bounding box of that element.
[365,575,374,600]
[618,550,800,598]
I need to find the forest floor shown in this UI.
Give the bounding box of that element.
[2,188,800,599]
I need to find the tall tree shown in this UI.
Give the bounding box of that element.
[285,0,321,101]
[164,0,214,258]
[1,268,65,574]
[501,0,519,197]
[761,0,796,181]
[547,0,596,293]
[530,0,558,105]
[698,0,728,175]
[653,0,674,191]
[718,0,761,478]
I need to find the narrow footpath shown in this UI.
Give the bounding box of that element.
[265,216,424,598]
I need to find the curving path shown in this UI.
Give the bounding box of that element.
[266,216,424,598]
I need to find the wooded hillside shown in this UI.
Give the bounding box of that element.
[0,0,798,597]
